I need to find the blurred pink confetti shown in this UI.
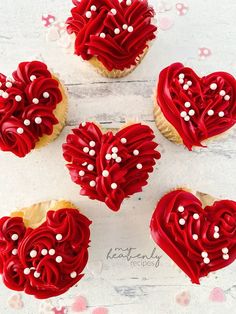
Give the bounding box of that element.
[7,294,24,310]
[209,287,226,302]
[42,14,56,27]
[71,296,87,312]
[52,307,67,314]
[157,1,172,13]
[159,16,174,30]
[176,3,189,16]
[176,291,191,306]
[92,308,109,314]
[198,47,212,59]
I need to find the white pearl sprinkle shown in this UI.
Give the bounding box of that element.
[86,11,92,18]
[105,154,112,160]
[17,127,24,134]
[218,111,225,117]
[87,164,94,171]
[179,79,184,84]
[128,26,134,32]
[222,247,228,254]
[111,183,117,189]
[180,111,187,118]
[100,32,106,38]
[2,92,9,98]
[83,147,89,153]
[89,149,96,156]
[90,5,96,11]
[82,162,87,166]
[90,180,96,187]
[193,213,199,220]
[184,115,190,121]
[184,102,191,108]
[6,82,12,88]
[43,92,50,98]
[30,75,36,81]
[30,250,37,258]
[12,248,18,255]
[224,95,230,101]
[81,122,86,127]
[102,170,109,177]
[56,234,63,241]
[112,147,118,153]
[214,232,220,239]
[192,234,198,240]
[112,153,118,159]
[133,149,139,156]
[114,28,120,34]
[32,98,39,104]
[219,90,226,96]
[24,119,31,126]
[210,83,217,90]
[0,89,3,96]
[179,218,185,225]
[79,170,85,176]
[49,249,55,256]
[214,226,219,232]
[122,24,128,30]
[70,271,77,278]
[189,109,195,116]
[201,251,208,258]
[15,95,22,102]
[35,117,42,124]
[111,8,117,15]
[116,157,122,163]
[223,254,229,260]
[207,109,214,116]
[179,73,185,79]
[121,138,127,144]
[183,84,189,90]
[34,271,40,278]
[136,163,142,169]
[41,249,48,256]
[0,82,2,87]
[11,233,18,241]
[187,81,192,86]
[203,257,210,264]
[126,0,132,5]
[56,256,63,263]
[24,268,30,275]
[178,206,184,212]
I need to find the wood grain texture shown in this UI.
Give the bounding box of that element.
[0,1,235,313]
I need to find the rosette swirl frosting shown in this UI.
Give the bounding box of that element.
[150,190,236,284]
[0,208,91,298]
[63,122,161,211]
[0,61,63,157]
[67,0,157,70]
[156,63,236,149]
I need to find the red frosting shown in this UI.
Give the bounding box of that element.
[67,0,157,71]
[156,63,236,149]
[0,208,91,299]
[0,61,63,157]
[150,190,236,284]
[63,122,160,211]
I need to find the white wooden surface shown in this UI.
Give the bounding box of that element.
[0,1,236,313]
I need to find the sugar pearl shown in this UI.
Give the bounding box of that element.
[6,82,12,88]
[184,102,191,108]
[56,234,63,241]
[111,8,117,15]
[30,75,36,81]
[82,162,87,166]
[105,154,112,160]
[87,164,94,171]
[183,84,189,90]
[179,218,185,225]
[112,153,118,159]
[83,147,89,153]
[121,137,127,144]
[223,254,229,260]
[207,109,214,116]
[79,170,85,176]
[12,249,18,255]
[70,271,77,278]
[218,111,224,117]
[128,26,134,32]
[11,234,18,241]
[178,206,184,212]
[179,73,185,79]
[0,90,3,96]
[122,24,128,30]
[184,116,190,121]
[187,81,192,86]
[15,95,22,102]
[222,247,228,254]
[24,119,30,127]
[180,111,187,117]
[210,83,217,90]
[219,90,226,96]
[133,149,139,156]
[224,95,230,101]
[35,117,42,124]
[179,79,184,84]
[49,249,55,256]
[86,11,92,18]
[111,183,117,189]
[2,92,9,98]
[32,98,39,104]
[192,234,198,240]
[193,213,199,220]
[34,271,40,278]
[214,226,219,232]
[90,180,96,187]
[214,232,220,239]
[41,249,48,256]
[203,257,210,264]
[43,92,50,98]
[30,250,37,258]
[126,0,132,5]
[189,109,195,116]
[89,149,96,156]
[102,170,109,177]
[136,163,142,169]
[116,157,122,163]
[17,127,24,134]
[100,33,106,38]
[81,122,86,127]
[56,256,63,263]
[24,268,30,275]
[90,5,96,11]
[201,251,208,258]
[112,147,118,153]
[114,28,120,34]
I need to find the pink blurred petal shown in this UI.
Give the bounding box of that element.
[71,296,87,312]
[92,307,109,314]
[209,287,226,302]
[159,16,174,30]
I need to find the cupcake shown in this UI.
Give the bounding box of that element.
[63,122,161,211]
[0,200,91,298]
[67,0,157,78]
[154,62,236,150]
[0,61,67,157]
[150,188,236,284]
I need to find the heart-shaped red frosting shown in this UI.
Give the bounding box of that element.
[67,0,157,70]
[0,61,63,157]
[156,63,236,149]
[63,122,160,211]
[150,190,236,284]
[0,208,91,299]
